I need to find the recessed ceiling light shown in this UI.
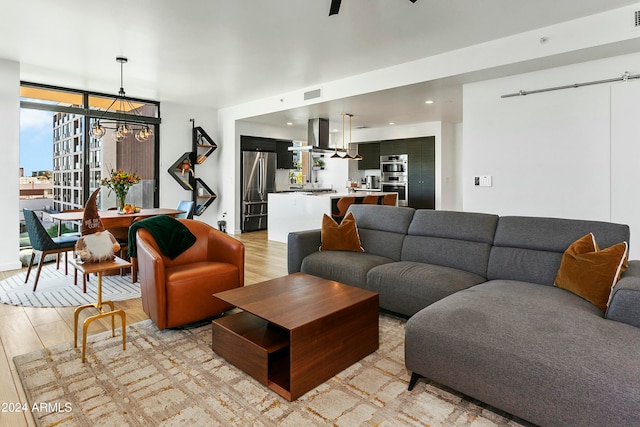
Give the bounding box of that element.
[389,122,395,125]
[286,122,293,126]
[425,100,434,104]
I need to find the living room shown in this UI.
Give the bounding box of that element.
[1,1,640,425]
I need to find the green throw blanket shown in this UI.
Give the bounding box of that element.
[127,215,196,260]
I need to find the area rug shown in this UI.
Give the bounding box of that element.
[0,262,140,307]
[14,315,526,427]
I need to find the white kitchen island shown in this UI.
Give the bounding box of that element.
[267,191,398,243]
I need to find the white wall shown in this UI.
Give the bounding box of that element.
[0,59,22,271]
[611,78,640,256]
[463,52,640,257]
[453,122,464,210]
[159,102,218,224]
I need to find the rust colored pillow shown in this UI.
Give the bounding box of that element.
[554,233,628,312]
[320,212,364,252]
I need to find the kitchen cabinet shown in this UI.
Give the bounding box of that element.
[407,137,435,209]
[276,140,294,169]
[380,139,408,156]
[241,137,276,152]
[357,142,380,170]
[241,137,293,170]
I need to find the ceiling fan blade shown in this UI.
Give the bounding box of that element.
[329,0,342,16]
[329,0,415,17]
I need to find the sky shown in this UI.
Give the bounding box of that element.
[20,108,53,177]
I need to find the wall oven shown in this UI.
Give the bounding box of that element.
[380,154,408,206]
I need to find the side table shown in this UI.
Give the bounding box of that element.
[69,256,131,362]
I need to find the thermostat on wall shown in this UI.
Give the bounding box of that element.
[473,176,492,187]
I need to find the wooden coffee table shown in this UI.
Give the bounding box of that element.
[211,272,379,401]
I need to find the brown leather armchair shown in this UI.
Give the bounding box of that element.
[135,219,244,330]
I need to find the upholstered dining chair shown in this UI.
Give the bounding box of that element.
[23,209,79,291]
[176,200,195,219]
[135,218,245,330]
[332,196,356,223]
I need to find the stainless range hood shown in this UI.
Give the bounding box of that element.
[307,118,330,150]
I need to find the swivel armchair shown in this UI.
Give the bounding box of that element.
[135,218,244,330]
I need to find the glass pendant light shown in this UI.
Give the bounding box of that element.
[90,121,106,139]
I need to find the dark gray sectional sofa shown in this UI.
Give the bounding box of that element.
[287,204,640,427]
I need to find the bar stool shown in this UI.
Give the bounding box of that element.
[383,193,398,206]
[332,197,356,222]
[362,195,381,205]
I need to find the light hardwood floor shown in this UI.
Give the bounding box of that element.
[0,230,288,427]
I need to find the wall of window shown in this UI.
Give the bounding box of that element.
[19,82,160,247]
[19,82,161,212]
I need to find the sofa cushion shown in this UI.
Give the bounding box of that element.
[300,251,393,288]
[488,216,630,285]
[366,261,486,317]
[405,280,640,427]
[401,210,498,277]
[554,233,628,312]
[319,212,363,252]
[347,205,415,261]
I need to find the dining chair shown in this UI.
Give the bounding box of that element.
[60,208,84,237]
[176,200,195,219]
[23,209,79,291]
[102,207,139,281]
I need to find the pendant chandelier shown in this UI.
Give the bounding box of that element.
[89,57,153,142]
[332,113,362,160]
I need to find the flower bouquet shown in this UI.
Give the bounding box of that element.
[101,169,141,212]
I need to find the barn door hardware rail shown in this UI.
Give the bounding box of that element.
[501,71,640,98]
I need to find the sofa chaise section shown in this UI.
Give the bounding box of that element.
[405,215,640,427]
[405,279,640,427]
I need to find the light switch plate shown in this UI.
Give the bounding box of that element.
[473,176,492,187]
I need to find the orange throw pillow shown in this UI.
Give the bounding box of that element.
[554,233,628,312]
[320,212,364,252]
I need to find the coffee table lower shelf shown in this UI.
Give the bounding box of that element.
[211,306,378,400]
[212,311,291,395]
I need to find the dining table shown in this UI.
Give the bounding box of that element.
[49,208,185,231]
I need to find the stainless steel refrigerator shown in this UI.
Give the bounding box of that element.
[242,151,276,232]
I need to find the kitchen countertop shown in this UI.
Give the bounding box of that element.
[271,190,392,198]
[267,191,399,243]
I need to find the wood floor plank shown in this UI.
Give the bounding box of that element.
[0,336,31,427]
[34,320,74,349]
[0,312,43,361]
[22,305,64,326]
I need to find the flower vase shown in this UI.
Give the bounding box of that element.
[117,195,126,213]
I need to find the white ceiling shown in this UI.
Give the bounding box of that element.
[2,0,639,130]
